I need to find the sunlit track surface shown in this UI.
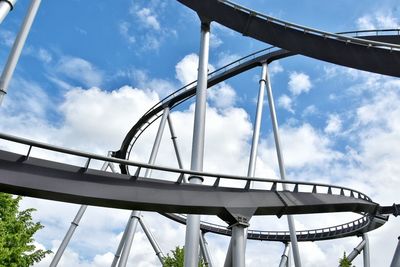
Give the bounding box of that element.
[178,0,400,77]
[0,133,391,223]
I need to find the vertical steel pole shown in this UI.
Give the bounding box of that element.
[231,224,246,267]
[139,217,165,264]
[0,0,41,105]
[184,19,210,267]
[363,233,370,267]
[390,236,400,267]
[279,243,290,267]
[167,115,186,171]
[50,158,111,267]
[264,63,302,267]
[117,107,170,267]
[0,0,16,24]
[199,232,213,267]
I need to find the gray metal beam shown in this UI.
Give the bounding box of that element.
[184,19,210,267]
[177,0,400,77]
[363,233,370,267]
[279,243,290,267]
[346,239,366,263]
[139,217,165,264]
[264,63,301,266]
[117,107,170,267]
[199,232,213,267]
[0,0,41,105]
[390,236,400,267]
[0,149,379,217]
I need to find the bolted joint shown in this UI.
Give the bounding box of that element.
[228,217,250,229]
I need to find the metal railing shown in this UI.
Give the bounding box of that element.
[0,132,372,202]
[219,0,400,50]
[166,213,372,241]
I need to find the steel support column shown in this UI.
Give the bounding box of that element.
[346,239,366,262]
[279,243,290,267]
[184,19,210,267]
[264,63,302,267]
[199,232,213,267]
[363,233,370,267]
[50,156,112,267]
[117,107,170,267]
[390,236,400,267]
[111,219,130,267]
[231,223,247,267]
[0,0,41,105]
[0,0,16,24]
[139,217,165,264]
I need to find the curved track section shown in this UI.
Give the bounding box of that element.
[0,132,391,227]
[116,31,400,175]
[164,213,387,242]
[178,0,400,77]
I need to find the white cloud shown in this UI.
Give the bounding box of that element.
[208,83,236,109]
[56,56,103,87]
[118,21,136,44]
[136,8,160,31]
[37,48,52,64]
[210,32,223,48]
[288,71,312,96]
[324,114,342,134]
[216,52,240,68]
[357,11,400,30]
[175,53,215,86]
[0,29,15,47]
[278,94,294,113]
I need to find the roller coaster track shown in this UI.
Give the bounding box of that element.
[109,29,400,242]
[116,31,400,175]
[0,132,396,224]
[178,0,400,77]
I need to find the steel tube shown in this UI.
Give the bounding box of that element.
[0,0,41,105]
[50,158,111,267]
[199,232,213,267]
[223,241,232,267]
[0,0,16,24]
[346,239,366,262]
[184,20,210,267]
[390,236,400,267]
[247,63,267,178]
[117,211,140,267]
[167,115,186,172]
[139,217,165,264]
[110,219,130,267]
[363,233,370,267]
[117,107,170,267]
[231,224,246,267]
[264,63,302,267]
[279,243,290,267]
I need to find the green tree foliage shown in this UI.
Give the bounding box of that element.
[339,252,353,267]
[163,246,205,267]
[0,193,51,266]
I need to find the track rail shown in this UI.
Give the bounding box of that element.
[117,31,400,175]
[178,0,400,77]
[164,213,387,242]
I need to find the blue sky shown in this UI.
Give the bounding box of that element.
[0,0,400,266]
